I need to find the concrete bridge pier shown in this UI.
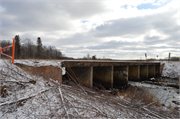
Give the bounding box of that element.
[155,65,160,78]
[148,65,155,78]
[111,66,114,88]
[140,65,148,80]
[93,66,113,89]
[128,65,140,81]
[113,66,128,88]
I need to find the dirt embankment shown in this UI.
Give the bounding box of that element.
[15,63,62,83]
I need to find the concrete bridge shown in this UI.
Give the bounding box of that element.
[62,60,160,89]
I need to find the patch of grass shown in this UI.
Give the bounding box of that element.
[168,103,175,111]
[117,85,162,107]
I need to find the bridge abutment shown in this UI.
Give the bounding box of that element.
[113,66,128,88]
[140,65,148,80]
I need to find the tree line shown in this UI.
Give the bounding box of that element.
[0,35,64,59]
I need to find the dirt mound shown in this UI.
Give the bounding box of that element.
[15,63,62,83]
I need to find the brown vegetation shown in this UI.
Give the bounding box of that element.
[15,63,62,83]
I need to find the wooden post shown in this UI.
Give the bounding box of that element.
[0,47,1,59]
[12,38,15,64]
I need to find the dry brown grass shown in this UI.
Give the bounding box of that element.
[157,79,167,85]
[117,86,162,107]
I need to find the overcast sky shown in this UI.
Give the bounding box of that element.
[0,0,180,59]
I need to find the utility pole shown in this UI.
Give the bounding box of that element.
[145,53,147,60]
[168,53,171,62]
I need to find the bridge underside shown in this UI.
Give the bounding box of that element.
[63,61,160,89]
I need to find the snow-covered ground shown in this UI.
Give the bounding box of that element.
[129,81,180,108]
[0,59,51,118]
[161,61,180,79]
[0,59,179,118]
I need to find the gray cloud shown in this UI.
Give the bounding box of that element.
[85,41,137,49]
[1,2,72,32]
[93,10,177,38]
[56,2,107,19]
[1,1,107,39]
[94,17,151,37]
[47,8,179,58]
[143,33,179,46]
[0,1,179,59]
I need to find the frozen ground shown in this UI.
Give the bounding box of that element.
[0,59,179,118]
[161,61,180,79]
[129,81,180,108]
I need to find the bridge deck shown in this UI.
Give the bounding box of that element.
[62,60,160,67]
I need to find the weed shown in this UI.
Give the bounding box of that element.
[117,85,162,107]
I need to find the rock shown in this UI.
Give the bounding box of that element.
[172,101,180,105]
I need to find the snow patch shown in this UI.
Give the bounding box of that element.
[161,61,180,78]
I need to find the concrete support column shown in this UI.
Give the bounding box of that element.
[111,66,114,88]
[155,64,160,78]
[93,66,112,89]
[140,65,148,81]
[90,66,93,88]
[138,65,140,80]
[129,65,139,81]
[148,65,155,78]
[114,66,128,87]
[127,65,129,82]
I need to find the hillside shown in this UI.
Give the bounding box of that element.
[0,59,179,118]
